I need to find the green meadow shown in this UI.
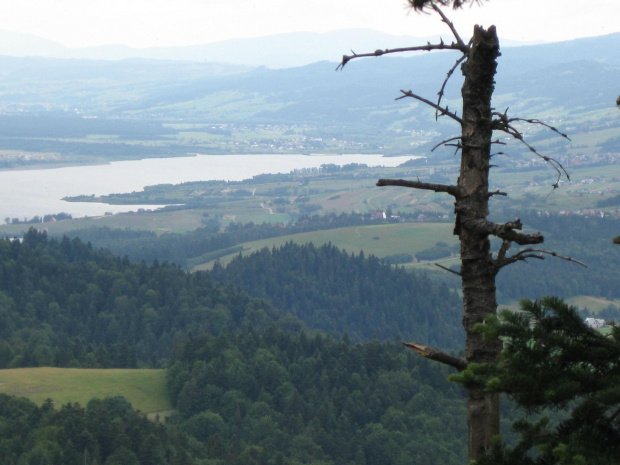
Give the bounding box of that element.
[565,295,620,314]
[498,295,620,315]
[0,368,171,416]
[192,222,458,270]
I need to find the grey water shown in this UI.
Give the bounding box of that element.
[0,154,414,221]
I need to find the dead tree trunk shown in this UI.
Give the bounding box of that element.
[340,7,576,462]
[457,25,502,459]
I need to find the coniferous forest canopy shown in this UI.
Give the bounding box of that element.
[64,210,620,310]
[0,230,465,369]
[0,230,472,464]
[2,215,615,463]
[0,394,200,465]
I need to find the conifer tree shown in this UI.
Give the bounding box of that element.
[460,297,620,464]
[338,1,579,460]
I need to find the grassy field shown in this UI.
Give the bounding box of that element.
[193,222,458,270]
[498,295,620,314]
[565,296,620,313]
[1,161,619,239]
[0,368,171,416]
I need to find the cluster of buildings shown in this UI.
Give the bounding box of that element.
[537,209,620,218]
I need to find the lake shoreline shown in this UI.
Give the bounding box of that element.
[0,152,400,173]
[0,153,414,221]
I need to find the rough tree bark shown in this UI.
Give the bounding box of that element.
[456,25,503,459]
[339,5,576,462]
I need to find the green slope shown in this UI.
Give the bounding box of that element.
[0,368,171,415]
[192,222,458,270]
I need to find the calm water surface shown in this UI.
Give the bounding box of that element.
[0,154,413,220]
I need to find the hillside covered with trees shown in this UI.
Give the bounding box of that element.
[0,229,463,370]
[0,394,202,465]
[0,229,476,464]
[166,328,467,465]
[495,212,620,304]
[0,229,295,368]
[209,241,462,348]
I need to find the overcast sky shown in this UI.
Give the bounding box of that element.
[0,0,618,48]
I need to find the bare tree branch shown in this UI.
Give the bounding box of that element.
[519,137,569,188]
[496,113,571,141]
[376,178,507,200]
[435,55,467,120]
[435,263,462,276]
[397,90,463,124]
[511,248,587,267]
[431,136,462,152]
[337,41,466,70]
[493,242,588,271]
[464,217,544,245]
[494,240,534,270]
[401,341,467,371]
[336,5,470,70]
[492,110,571,188]
[486,190,507,198]
[431,4,468,49]
[376,178,460,196]
[496,239,512,262]
[429,3,471,120]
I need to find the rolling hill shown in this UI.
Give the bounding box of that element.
[0,32,616,127]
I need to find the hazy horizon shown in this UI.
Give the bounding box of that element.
[1,0,618,50]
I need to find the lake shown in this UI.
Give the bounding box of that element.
[0,154,414,221]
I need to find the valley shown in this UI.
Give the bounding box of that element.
[0,28,618,465]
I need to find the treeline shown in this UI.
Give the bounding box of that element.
[0,138,208,160]
[68,209,620,305]
[0,394,203,465]
[0,229,298,368]
[0,229,461,368]
[4,212,72,225]
[495,212,620,301]
[0,115,176,139]
[209,242,463,349]
[167,328,468,465]
[67,212,402,268]
[596,193,620,208]
[415,241,459,261]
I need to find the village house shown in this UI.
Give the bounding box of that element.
[584,318,606,329]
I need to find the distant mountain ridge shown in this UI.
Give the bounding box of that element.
[0,31,617,158]
[0,28,547,69]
